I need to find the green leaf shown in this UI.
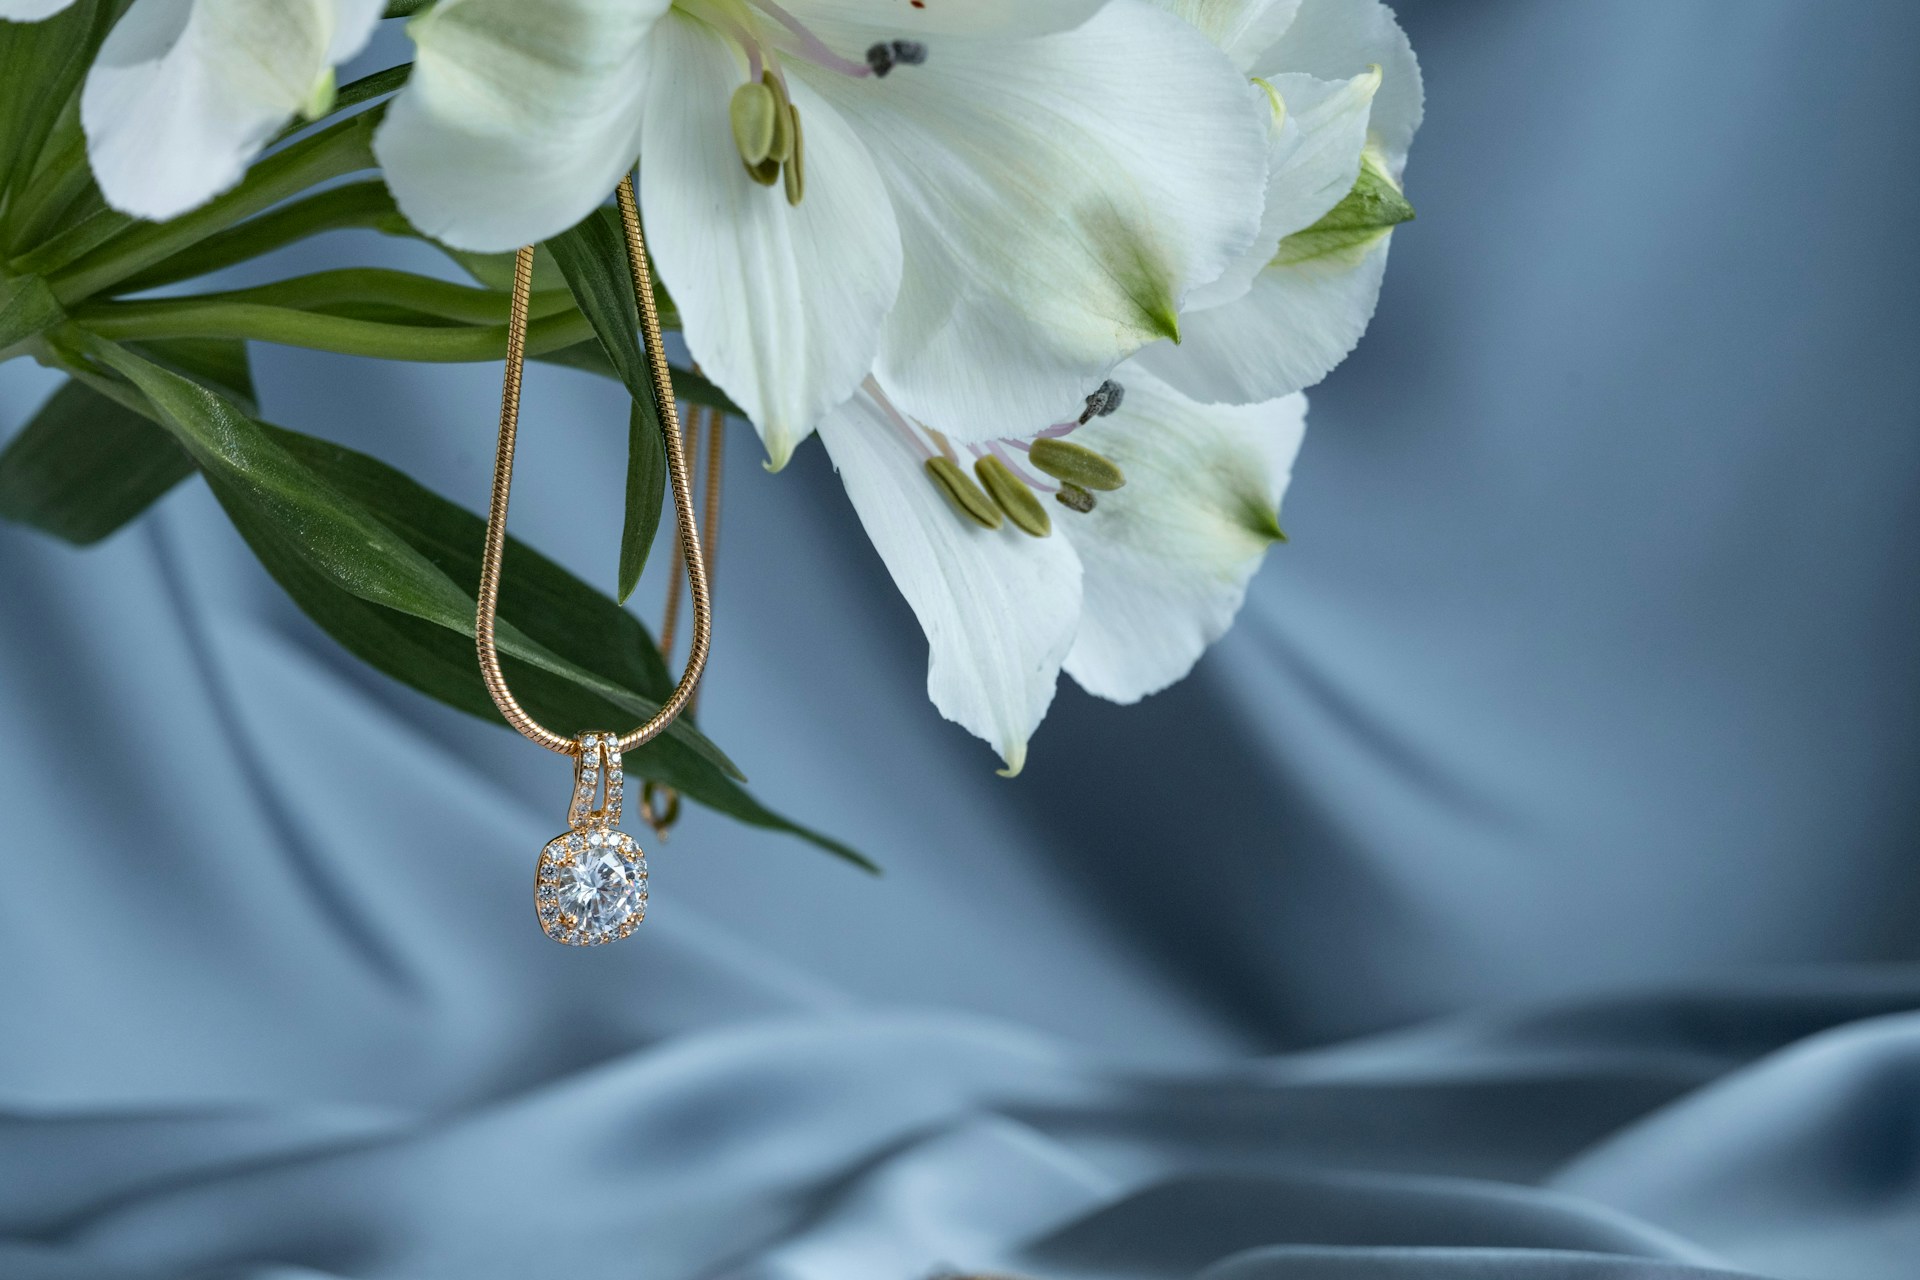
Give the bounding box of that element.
[619,400,666,603]
[0,336,251,545]
[0,379,191,545]
[544,207,651,404]
[545,204,678,602]
[0,273,61,353]
[1274,149,1416,268]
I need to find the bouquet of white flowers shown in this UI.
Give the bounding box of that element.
[0,0,1419,864]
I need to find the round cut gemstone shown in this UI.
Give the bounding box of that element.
[552,840,646,935]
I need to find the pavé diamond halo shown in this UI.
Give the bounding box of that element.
[536,732,648,946]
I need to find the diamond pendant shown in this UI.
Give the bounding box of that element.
[535,732,648,946]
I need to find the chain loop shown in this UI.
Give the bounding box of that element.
[475,173,712,756]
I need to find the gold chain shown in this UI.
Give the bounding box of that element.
[475,174,712,757]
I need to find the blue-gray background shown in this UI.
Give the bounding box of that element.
[2,3,1917,1277]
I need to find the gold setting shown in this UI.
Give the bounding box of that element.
[535,732,648,946]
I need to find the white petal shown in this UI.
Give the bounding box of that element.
[1184,68,1377,312]
[1257,0,1422,171]
[1134,229,1391,403]
[82,0,383,221]
[806,0,1269,441]
[1156,0,1302,71]
[786,0,1107,41]
[1061,364,1304,703]
[818,390,1082,776]
[373,0,669,251]
[639,13,902,470]
[0,0,79,18]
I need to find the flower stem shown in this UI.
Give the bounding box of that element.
[73,297,594,362]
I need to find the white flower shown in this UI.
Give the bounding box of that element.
[1136,0,1424,403]
[375,0,1271,469]
[818,364,1304,775]
[61,0,385,221]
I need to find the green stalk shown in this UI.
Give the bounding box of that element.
[50,113,379,306]
[73,298,594,362]
[90,268,579,324]
[112,182,403,292]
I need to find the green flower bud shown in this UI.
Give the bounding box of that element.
[1028,438,1126,491]
[925,457,1002,529]
[730,80,779,166]
[974,455,1051,537]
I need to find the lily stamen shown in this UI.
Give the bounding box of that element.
[746,0,877,77]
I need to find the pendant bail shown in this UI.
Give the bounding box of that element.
[568,732,625,830]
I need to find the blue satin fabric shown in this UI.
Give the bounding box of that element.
[3,2,1918,1277]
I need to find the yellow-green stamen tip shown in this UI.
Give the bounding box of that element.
[1029,439,1125,492]
[730,80,779,166]
[975,455,1051,537]
[925,457,1001,529]
[300,68,337,122]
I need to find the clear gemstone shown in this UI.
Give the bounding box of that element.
[551,843,646,936]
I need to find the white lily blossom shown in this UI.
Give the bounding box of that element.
[59,0,386,221]
[818,364,1304,775]
[1138,0,1423,403]
[376,0,1270,469]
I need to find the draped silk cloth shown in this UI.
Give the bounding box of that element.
[3,2,1919,1277]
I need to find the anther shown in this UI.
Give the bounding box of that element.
[783,103,806,206]
[1028,438,1126,491]
[1055,483,1096,514]
[1078,379,1125,423]
[730,80,779,166]
[925,457,1002,529]
[975,456,1052,538]
[764,71,795,163]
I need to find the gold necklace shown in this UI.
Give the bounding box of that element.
[476,173,711,947]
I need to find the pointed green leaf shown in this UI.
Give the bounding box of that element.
[0,379,192,545]
[619,400,665,603]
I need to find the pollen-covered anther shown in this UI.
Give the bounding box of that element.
[866,39,928,77]
[975,456,1052,538]
[926,457,1002,530]
[1078,379,1125,424]
[1055,483,1096,514]
[1028,438,1125,491]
